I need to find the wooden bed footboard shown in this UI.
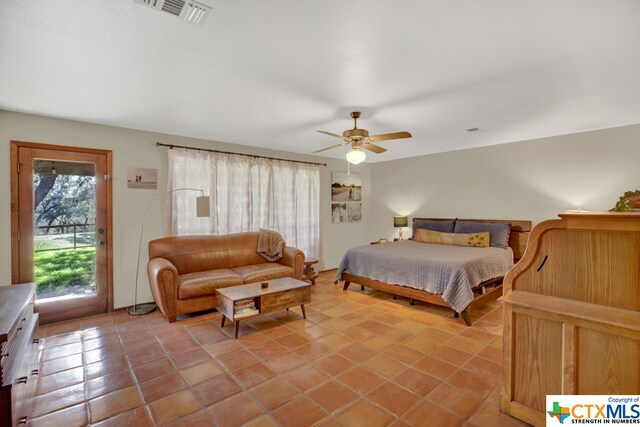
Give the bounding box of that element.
[341,272,503,326]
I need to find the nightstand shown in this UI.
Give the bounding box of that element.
[302,258,319,285]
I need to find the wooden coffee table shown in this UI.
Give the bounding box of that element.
[216,277,311,339]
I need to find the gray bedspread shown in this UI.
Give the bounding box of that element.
[335,240,514,313]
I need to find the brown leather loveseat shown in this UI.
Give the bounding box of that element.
[147,232,305,322]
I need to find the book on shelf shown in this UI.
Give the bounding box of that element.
[234,298,257,318]
[235,301,254,308]
[234,309,259,319]
[234,300,255,307]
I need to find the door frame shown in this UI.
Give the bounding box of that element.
[10,140,114,315]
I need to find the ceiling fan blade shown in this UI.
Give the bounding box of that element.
[312,141,350,153]
[367,131,412,142]
[362,143,387,154]
[316,130,344,139]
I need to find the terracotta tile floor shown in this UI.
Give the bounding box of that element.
[29,271,530,427]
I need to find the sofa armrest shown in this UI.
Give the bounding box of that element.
[279,246,305,280]
[147,257,180,322]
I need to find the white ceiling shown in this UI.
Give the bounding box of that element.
[1,0,640,162]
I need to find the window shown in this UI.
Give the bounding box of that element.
[167,148,320,258]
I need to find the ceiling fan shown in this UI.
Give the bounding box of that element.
[313,111,412,164]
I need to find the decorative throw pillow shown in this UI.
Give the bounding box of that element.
[415,229,490,248]
[453,221,511,249]
[412,219,456,238]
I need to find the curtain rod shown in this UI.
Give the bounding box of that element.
[156,141,327,167]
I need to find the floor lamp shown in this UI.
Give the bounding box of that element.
[128,188,210,316]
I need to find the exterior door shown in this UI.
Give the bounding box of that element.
[11,141,112,324]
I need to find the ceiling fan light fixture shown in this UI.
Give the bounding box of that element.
[346,148,366,164]
[313,111,411,157]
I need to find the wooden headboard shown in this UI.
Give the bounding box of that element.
[412,218,532,261]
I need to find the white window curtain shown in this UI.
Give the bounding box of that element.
[167,148,320,259]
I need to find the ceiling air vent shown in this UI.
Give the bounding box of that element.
[183,2,209,25]
[134,0,211,25]
[161,0,184,16]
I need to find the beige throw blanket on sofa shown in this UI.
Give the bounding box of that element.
[257,229,286,261]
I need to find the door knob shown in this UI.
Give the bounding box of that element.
[98,240,105,246]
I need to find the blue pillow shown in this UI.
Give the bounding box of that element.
[412,219,455,237]
[454,221,511,249]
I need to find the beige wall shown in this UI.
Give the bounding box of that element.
[0,110,372,308]
[370,123,640,241]
[3,110,639,310]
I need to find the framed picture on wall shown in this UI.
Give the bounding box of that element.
[127,167,158,189]
[331,172,361,202]
[331,203,347,223]
[348,203,362,222]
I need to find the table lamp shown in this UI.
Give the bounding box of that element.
[394,215,408,240]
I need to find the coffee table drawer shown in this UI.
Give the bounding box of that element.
[261,286,311,313]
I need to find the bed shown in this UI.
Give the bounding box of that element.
[336,218,532,326]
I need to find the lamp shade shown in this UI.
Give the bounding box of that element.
[196,196,211,217]
[394,216,408,228]
[346,148,366,164]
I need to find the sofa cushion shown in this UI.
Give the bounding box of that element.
[178,269,244,300]
[225,232,268,268]
[149,232,268,275]
[232,263,294,283]
[149,235,232,274]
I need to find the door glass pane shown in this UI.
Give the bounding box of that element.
[33,160,97,300]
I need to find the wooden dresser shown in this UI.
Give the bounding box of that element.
[500,211,640,426]
[0,283,40,427]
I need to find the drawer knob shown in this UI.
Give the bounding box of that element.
[33,338,40,344]
[19,416,27,424]
[31,369,39,376]
[17,376,28,384]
